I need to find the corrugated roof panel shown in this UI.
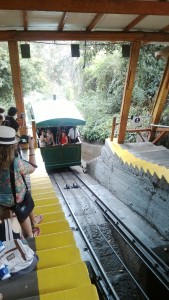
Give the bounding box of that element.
[94,14,139,31]
[63,25,87,31]
[28,11,62,30]
[133,15,169,31]
[64,12,96,31]
[0,9,168,34]
[0,10,23,30]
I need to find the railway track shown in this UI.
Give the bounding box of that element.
[50,168,169,300]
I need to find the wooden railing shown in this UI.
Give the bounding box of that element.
[110,119,169,144]
[126,124,169,144]
[126,128,151,142]
[149,124,169,144]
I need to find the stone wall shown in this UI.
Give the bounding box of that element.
[81,141,103,162]
[86,141,169,240]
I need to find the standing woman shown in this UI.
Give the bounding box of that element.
[0,126,42,237]
[5,106,19,132]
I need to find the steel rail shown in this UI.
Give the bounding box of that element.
[52,173,120,300]
[71,170,169,292]
[58,170,150,300]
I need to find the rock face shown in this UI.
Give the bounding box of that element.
[86,142,169,240]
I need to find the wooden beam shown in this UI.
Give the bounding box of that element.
[160,24,169,32]
[126,128,151,142]
[117,41,141,144]
[154,127,169,132]
[126,128,151,132]
[152,131,167,144]
[137,132,146,142]
[149,57,169,141]
[58,12,69,31]
[110,117,116,141]
[32,120,37,148]
[0,1,169,15]
[124,15,147,31]
[0,31,168,43]
[23,11,28,31]
[86,13,104,31]
[8,41,25,115]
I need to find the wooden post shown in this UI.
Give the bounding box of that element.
[8,41,25,117]
[8,41,28,148]
[32,120,37,148]
[149,56,169,141]
[117,41,141,144]
[110,117,116,141]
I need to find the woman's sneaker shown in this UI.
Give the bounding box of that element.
[0,264,11,280]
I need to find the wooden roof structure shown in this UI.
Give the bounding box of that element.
[0,0,169,42]
[0,0,169,143]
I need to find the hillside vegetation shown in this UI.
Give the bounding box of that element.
[0,42,168,144]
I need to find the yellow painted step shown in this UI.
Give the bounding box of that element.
[30,176,51,180]
[30,178,51,183]
[38,211,66,223]
[30,175,50,180]
[35,231,76,250]
[30,179,52,185]
[37,262,91,295]
[37,246,81,270]
[31,183,53,189]
[31,187,56,195]
[40,285,99,300]
[33,192,56,200]
[34,198,59,207]
[34,204,62,214]
[37,220,70,235]
[30,171,47,175]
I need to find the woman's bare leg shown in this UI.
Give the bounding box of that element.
[29,210,36,225]
[10,217,22,237]
[29,211,43,226]
[20,216,33,237]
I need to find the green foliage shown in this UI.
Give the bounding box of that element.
[75,46,128,142]
[20,57,47,96]
[133,44,165,108]
[80,114,112,143]
[74,43,168,143]
[161,101,169,125]
[0,42,48,111]
[0,43,14,108]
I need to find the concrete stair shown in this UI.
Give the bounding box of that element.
[107,139,169,183]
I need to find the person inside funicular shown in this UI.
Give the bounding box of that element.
[46,129,55,146]
[39,129,47,147]
[59,130,68,145]
[68,126,80,143]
